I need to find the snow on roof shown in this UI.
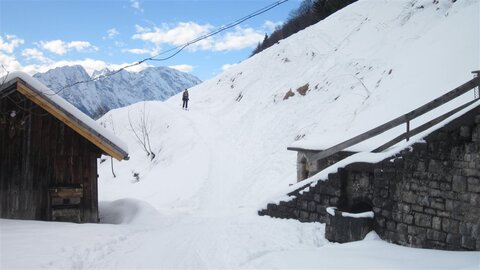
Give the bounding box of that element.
[0,71,129,160]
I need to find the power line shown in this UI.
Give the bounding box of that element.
[46,0,289,96]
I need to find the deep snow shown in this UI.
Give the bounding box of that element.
[2,0,480,269]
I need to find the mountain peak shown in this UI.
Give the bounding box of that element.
[34,65,202,118]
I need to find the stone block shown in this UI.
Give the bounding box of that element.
[417,195,430,207]
[472,223,480,238]
[399,203,411,213]
[468,179,480,193]
[392,211,403,222]
[387,221,396,231]
[309,213,319,222]
[427,229,447,242]
[411,205,423,212]
[417,161,426,172]
[408,225,427,237]
[459,126,471,138]
[475,115,480,124]
[459,193,471,203]
[452,175,467,192]
[316,205,326,215]
[329,197,339,205]
[442,218,459,234]
[397,223,408,234]
[428,160,444,174]
[428,181,440,189]
[430,201,445,211]
[437,210,451,217]
[404,214,414,225]
[440,182,452,191]
[415,213,432,228]
[462,236,476,250]
[446,233,462,246]
[308,201,316,212]
[313,194,321,203]
[462,168,479,178]
[402,191,417,204]
[432,216,442,231]
[459,222,473,235]
[471,194,480,206]
[424,208,436,215]
[376,217,386,228]
[302,200,310,210]
[300,211,310,220]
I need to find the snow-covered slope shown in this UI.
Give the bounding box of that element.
[2,0,479,269]
[33,65,202,117]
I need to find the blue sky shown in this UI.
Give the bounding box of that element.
[0,0,301,80]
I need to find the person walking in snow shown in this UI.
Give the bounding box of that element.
[182,89,189,110]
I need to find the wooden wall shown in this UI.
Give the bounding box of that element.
[0,89,103,222]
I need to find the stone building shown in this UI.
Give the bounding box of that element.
[259,76,480,250]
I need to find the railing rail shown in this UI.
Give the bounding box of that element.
[306,73,480,162]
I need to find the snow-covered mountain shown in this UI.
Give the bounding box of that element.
[3,0,479,269]
[33,65,202,118]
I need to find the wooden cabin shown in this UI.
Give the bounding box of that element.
[0,72,128,223]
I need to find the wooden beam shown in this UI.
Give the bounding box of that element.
[16,81,127,161]
[307,77,480,161]
[287,146,323,153]
[373,98,479,152]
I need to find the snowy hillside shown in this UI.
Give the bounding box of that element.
[2,0,479,269]
[34,65,201,117]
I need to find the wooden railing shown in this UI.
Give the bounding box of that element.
[303,72,480,162]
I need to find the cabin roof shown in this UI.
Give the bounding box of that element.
[0,71,129,161]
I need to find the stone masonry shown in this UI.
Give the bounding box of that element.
[259,107,480,251]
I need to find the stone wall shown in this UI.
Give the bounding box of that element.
[259,107,480,250]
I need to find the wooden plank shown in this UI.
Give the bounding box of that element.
[48,187,83,198]
[287,146,322,153]
[16,81,127,161]
[307,77,480,161]
[374,99,479,152]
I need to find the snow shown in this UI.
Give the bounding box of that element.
[2,0,480,269]
[0,71,129,156]
[326,207,375,219]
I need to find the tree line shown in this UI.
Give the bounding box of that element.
[251,0,357,56]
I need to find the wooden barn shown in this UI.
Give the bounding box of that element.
[0,72,128,223]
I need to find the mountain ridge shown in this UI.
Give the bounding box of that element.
[33,65,202,118]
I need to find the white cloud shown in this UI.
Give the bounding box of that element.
[169,64,193,73]
[124,48,151,55]
[104,28,120,40]
[213,26,264,51]
[21,48,50,63]
[133,22,265,53]
[130,0,143,12]
[40,40,97,55]
[135,24,151,33]
[40,40,67,55]
[263,20,283,32]
[68,41,96,51]
[0,52,23,73]
[0,35,25,54]
[221,63,237,72]
[133,22,213,50]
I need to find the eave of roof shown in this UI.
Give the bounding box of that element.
[0,72,129,161]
